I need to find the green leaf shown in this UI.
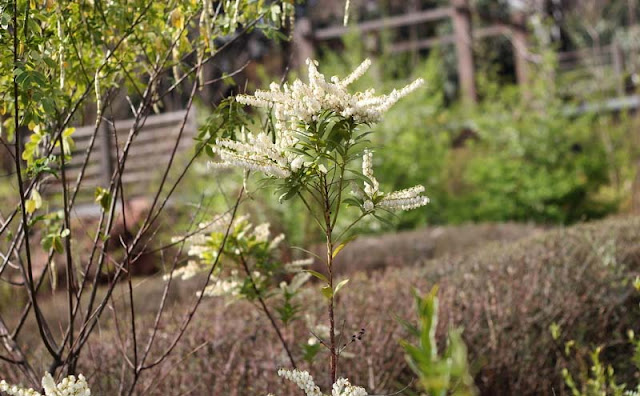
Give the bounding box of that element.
[25,199,37,214]
[345,168,375,187]
[52,235,64,254]
[321,285,333,299]
[95,187,112,210]
[304,269,328,283]
[343,197,362,207]
[333,278,350,296]
[333,235,357,258]
[373,213,394,228]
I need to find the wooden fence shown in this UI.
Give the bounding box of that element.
[556,44,629,97]
[299,0,529,104]
[44,110,197,205]
[301,0,637,104]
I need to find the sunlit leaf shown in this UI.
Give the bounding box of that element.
[333,278,349,296]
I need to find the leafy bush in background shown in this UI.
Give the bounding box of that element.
[311,35,633,230]
[177,24,637,242]
[462,80,617,224]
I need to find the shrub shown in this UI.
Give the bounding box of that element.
[311,36,632,229]
[7,216,636,394]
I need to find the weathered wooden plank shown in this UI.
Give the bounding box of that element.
[390,25,508,53]
[43,110,199,206]
[452,0,476,104]
[314,7,453,40]
[110,109,192,132]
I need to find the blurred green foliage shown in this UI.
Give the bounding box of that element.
[313,34,635,228]
[182,31,638,244]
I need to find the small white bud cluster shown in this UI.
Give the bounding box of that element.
[280,272,312,294]
[166,260,203,281]
[199,277,241,297]
[269,233,286,250]
[167,214,247,259]
[236,58,423,131]
[167,215,305,300]
[355,151,429,212]
[378,185,430,211]
[331,378,368,396]
[226,59,424,180]
[284,258,314,272]
[210,133,295,178]
[277,369,323,396]
[164,214,246,281]
[271,369,368,396]
[362,149,379,197]
[1,373,91,396]
[0,380,39,396]
[252,223,271,243]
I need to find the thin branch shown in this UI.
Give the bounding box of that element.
[140,187,244,371]
[12,0,60,363]
[239,253,297,369]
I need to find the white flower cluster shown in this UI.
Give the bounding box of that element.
[253,223,272,243]
[1,373,91,396]
[167,214,312,299]
[378,185,430,211]
[267,369,367,396]
[355,150,429,212]
[331,378,367,396]
[284,258,315,272]
[198,270,243,297]
[625,385,640,396]
[166,215,284,282]
[210,133,295,178]
[212,59,423,178]
[276,369,322,396]
[237,58,423,128]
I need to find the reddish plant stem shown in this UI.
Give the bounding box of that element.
[322,175,337,385]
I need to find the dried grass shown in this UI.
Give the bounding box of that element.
[2,217,638,395]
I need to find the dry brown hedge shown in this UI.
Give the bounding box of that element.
[2,217,639,395]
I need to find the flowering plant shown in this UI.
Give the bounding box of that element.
[198,58,427,392]
[166,213,313,367]
[0,373,90,396]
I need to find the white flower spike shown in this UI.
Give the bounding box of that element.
[270,369,368,396]
[1,373,91,396]
[212,59,424,178]
[357,150,429,212]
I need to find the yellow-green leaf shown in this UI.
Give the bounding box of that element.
[53,236,64,254]
[95,187,112,210]
[304,269,328,283]
[334,279,349,296]
[333,235,357,259]
[321,285,333,299]
[170,8,184,29]
[26,199,37,214]
[29,189,42,213]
